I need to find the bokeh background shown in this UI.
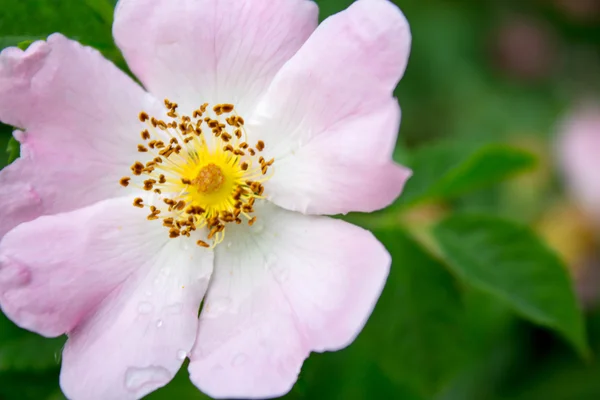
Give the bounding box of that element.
[1,0,600,399]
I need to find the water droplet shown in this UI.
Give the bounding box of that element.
[202,297,231,318]
[176,350,188,360]
[165,302,183,315]
[232,353,247,367]
[226,242,232,249]
[156,319,164,328]
[124,366,171,392]
[137,302,153,315]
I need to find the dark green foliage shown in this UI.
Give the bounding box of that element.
[1,0,599,399]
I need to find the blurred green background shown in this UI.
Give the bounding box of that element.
[1,0,600,399]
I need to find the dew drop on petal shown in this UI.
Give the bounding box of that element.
[124,366,171,392]
[202,297,231,318]
[137,302,154,315]
[231,353,248,367]
[176,350,188,360]
[156,319,164,328]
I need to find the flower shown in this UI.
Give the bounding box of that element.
[557,103,600,223]
[0,0,411,398]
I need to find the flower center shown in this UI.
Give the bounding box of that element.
[194,164,225,194]
[119,100,273,247]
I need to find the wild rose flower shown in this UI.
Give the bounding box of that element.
[0,0,411,398]
[557,104,600,223]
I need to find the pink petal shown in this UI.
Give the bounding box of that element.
[557,104,600,221]
[248,0,412,215]
[188,202,389,399]
[0,195,214,399]
[0,196,172,337]
[265,101,412,215]
[113,0,318,115]
[60,234,213,400]
[0,34,158,237]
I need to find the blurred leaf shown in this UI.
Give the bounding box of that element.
[0,0,120,65]
[428,145,536,199]
[17,40,35,50]
[437,290,520,400]
[0,312,65,372]
[286,351,424,400]
[492,310,600,400]
[0,123,13,169]
[313,0,354,22]
[0,1,110,43]
[0,370,61,400]
[83,0,114,25]
[496,356,600,400]
[432,214,588,357]
[0,35,44,49]
[365,227,467,397]
[0,335,65,372]
[6,136,18,164]
[399,144,537,207]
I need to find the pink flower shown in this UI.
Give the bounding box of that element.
[557,104,600,223]
[0,0,411,398]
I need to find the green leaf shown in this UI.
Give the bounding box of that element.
[493,310,600,400]
[0,311,65,372]
[17,39,35,50]
[399,144,537,207]
[0,0,118,63]
[6,136,19,164]
[0,335,65,372]
[83,0,115,25]
[0,36,43,50]
[0,370,61,400]
[432,214,588,357]
[365,228,467,397]
[284,351,424,400]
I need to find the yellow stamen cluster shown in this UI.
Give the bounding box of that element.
[119,100,274,247]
